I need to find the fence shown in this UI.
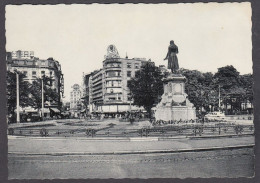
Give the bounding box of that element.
[8,124,254,138]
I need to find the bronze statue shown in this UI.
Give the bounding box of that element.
[164,40,179,73]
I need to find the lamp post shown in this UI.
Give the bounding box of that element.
[41,78,44,120]
[218,85,221,112]
[15,71,20,123]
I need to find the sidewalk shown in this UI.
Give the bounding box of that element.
[8,135,254,155]
[8,120,58,128]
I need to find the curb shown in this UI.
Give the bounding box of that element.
[188,133,254,140]
[8,134,254,141]
[8,144,255,156]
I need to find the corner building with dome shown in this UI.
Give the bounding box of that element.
[84,45,154,117]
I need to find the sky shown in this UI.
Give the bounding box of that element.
[5,3,252,101]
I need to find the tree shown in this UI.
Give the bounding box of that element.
[239,73,253,112]
[214,65,243,114]
[128,63,164,121]
[179,68,217,112]
[30,75,59,110]
[6,71,32,123]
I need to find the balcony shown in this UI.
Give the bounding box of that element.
[105,86,121,88]
[92,94,103,100]
[92,85,102,91]
[103,58,121,64]
[105,76,122,80]
[104,99,123,104]
[104,67,121,71]
[92,78,102,85]
[92,89,103,95]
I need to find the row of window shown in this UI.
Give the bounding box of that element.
[106,97,132,101]
[107,97,121,101]
[127,63,140,69]
[22,70,53,77]
[106,80,121,87]
[105,71,132,77]
[103,63,140,69]
[12,60,50,66]
[106,71,121,77]
[105,63,121,68]
[104,62,140,69]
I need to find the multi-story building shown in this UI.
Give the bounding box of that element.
[70,84,82,110]
[82,72,91,114]
[6,51,64,112]
[11,50,34,59]
[85,45,154,117]
[69,84,83,118]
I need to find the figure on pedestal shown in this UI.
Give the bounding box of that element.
[154,40,196,122]
[164,40,179,73]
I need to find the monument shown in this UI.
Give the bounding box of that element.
[154,41,196,121]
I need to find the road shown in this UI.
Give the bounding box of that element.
[8,135,254,154]
[8,135,255,179]
[9,147,254,179]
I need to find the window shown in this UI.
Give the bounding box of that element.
[50,71,53,76]
[110,89,114,93]
[41,71,45,76]
[107,71,116,77]
[118,97,121,100]
[135,63,139,69]
[32,71,37,78]
[23,71,27,77]
[127,63,131,68]
[127,71,131,77]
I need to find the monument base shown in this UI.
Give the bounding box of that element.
[154,73,196,121]
[155,106,196,121]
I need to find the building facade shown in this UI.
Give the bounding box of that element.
[6,51,64,112]
[70,84,82,110]
[85,45,153,117]
[11,50,34,60]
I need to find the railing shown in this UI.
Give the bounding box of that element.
[8,124,254,138]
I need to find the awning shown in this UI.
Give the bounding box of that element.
[50,108,60,113]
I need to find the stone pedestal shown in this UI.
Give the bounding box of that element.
[154,74,196,121]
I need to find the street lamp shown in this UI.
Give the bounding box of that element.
[41,77,44,120]
[14,70,20,123]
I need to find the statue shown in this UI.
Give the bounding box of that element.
[106,45,120,59]
[164,40,179,73]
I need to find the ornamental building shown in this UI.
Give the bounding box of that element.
[84,45,154,117]
[6,50,64,113]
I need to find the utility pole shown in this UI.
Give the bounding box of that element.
[41,78,44,120]
[129,92,132,113]
[16,72,20,123]
[218,85,221,112]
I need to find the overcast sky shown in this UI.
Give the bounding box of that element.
[6,3,252,101]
